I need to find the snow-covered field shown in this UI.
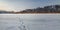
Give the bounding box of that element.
[0,14,60,30]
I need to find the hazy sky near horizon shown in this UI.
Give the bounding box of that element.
[0,0,60,11]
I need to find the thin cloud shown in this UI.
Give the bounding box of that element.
[0,0,60,11]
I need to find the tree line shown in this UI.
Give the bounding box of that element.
[20,5,60,13]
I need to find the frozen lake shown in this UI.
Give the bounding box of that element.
[0,14,60,30]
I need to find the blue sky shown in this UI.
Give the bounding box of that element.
[0,0,60,11]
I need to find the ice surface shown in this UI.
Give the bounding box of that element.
[0,14,60,30]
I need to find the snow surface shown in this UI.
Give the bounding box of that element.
[0,14,60,30]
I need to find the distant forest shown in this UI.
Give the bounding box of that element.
[18,5,60,13]
[0,5,60,14]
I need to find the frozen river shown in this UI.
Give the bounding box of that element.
[0,14,60,30]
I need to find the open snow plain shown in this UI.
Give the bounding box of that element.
[0,14,60,30]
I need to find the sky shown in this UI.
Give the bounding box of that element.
[0,0,60,11]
